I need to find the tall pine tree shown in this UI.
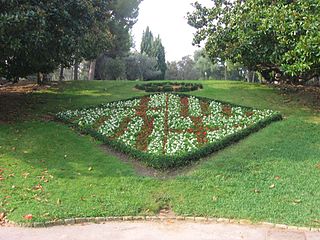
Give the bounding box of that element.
[140,27,166,80]
[153,36,167,80]
[140,27,154,56]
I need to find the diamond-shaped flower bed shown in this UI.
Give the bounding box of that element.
[56,93,282,169]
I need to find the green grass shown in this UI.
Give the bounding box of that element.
[1,80,319,227]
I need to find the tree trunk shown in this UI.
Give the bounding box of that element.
[37,72,43,85]
[74,59,79,81]
[88,60,96,80]
[252,71,255,83]
[59,66,64,82]
[261,70,272,82]
[224,65,227,81]
[12,77,19,84]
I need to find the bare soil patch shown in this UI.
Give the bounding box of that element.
[0,81,52,123]
[275,84,320,110]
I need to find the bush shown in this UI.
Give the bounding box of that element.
[162,85,174,92]
[135,82,203,92]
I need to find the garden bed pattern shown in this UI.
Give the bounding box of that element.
[56,93,281,169]
[135,82,203,92]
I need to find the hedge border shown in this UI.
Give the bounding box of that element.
[135,82,203,93]
[8,215,320,232]
[56,93,283,170]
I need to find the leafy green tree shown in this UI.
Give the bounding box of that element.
[125,52,160,80]
[177,56,200,80]
[1,0,113,82]
[165,61,179,80]
[188,0,320,84]
[93,0,142,80]
[94,57,125,80]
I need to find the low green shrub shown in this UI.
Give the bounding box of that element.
[135,82,203,92]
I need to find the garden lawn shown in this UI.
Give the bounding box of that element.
[0,80,319,227]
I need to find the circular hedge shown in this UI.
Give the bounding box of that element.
[135,82,203,92]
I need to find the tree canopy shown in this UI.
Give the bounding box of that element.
[188,0,320,84]
[1,0,141,81]
[140,27,167,80]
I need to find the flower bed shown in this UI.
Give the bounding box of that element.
[135,82,203,92]
[56,93,282,169]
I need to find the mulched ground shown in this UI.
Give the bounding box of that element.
[274,84,320,110]
[0,81,53,123]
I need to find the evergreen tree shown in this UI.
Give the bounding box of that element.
[140,27,167,80]
[153,36,167,80]
[140,26,154,56]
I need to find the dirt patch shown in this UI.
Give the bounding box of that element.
[0,81,52,94]
[0,81,54,123]
[274,84,320,110]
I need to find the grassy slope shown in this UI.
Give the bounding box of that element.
[0,80,319,227]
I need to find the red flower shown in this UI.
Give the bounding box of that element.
[203,131,207,136]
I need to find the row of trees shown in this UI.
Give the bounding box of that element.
[91,27,167,81]
[1,0,142,83]
[188,0,320,84]
[166,50,245,81]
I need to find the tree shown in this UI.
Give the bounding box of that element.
[93,0,142,80]
[177,56,200,80]
[152,36,167,80]
[140,27,167,80]
[1,1,114,83]
[188,0,320,84]
[140,26,154,56]
[165,61,179,80]
[125,52,160,80]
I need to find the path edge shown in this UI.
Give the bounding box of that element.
[6,216,320,232]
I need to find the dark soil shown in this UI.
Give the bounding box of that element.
[0,81,53,123]
[274,84,320,110]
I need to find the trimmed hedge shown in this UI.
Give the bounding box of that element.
[135,82,203,93]
[56,94,282,170]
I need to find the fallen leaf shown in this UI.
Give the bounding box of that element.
[0,212,5,221]
[254,189,261,193]
[33,184,43,191]
[22,172,30,179]
[88,167,93,171]
[0,176,5,181]
[269,184,275,189]
[293,199,302,204]
[23,214,33,220]
[57,198,61,205]
[212,196,218,202]
[12,147,16,151]
[274,176,281,180]
[40,176,49,183]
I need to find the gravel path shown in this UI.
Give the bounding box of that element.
[1,221,319,240]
